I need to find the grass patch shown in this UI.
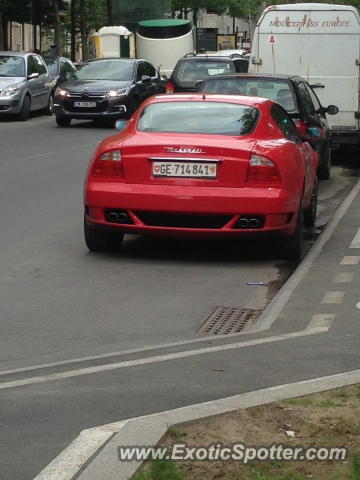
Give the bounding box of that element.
[133,459,185,480]
[318,399,343,407]
[283,397,313,406]
[351,456,360,480]
[167,426,187,440]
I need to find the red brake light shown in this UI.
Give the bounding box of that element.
[247,154,281,184]
[91,149,124,178]
[166,80,174,94]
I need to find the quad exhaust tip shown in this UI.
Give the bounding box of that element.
[106,210,132,224]
[235,216,263,229]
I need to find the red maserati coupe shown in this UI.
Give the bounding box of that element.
[84,93,319,259]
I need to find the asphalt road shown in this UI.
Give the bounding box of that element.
[0,114,358,480]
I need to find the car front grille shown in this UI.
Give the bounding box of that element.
[64,91,108,112]
[135,212,232,229]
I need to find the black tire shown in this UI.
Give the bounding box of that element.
[56,115,71,127]
[317,144,331,180]
[84,217,124,252]
[303,178,318,227]
[45,94,54,115]
[18,96,31,121]
[278,202,303,260]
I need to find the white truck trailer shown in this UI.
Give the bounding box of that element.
[249,3,360,147]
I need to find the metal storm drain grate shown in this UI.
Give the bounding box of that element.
[197,307,261,335]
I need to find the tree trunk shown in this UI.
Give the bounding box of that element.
[52,0,62,55]
[0,11,4,51]
[80,0,88,61]
[31,0,37,51]
[2,14,8,50]
[70,0,76,61]
[106,0,112,25]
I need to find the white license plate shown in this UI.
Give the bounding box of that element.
[152,161,217,178]
[73,101,96,108]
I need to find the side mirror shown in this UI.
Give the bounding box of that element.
[115,119,128,131]
[326,105,339,115]
[141,75,151,83]
[28,72,39,80]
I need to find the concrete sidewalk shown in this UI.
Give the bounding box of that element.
[34,178,360,480]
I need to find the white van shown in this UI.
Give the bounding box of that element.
[249,3,360,147]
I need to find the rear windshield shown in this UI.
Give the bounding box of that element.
[137,101,259,136]
[75,60,134,81]
[0,56,25,77]
[201,78,297,113]
[176,60,234,82]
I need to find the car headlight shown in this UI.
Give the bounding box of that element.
[55,87,68,97]
[108,88,129,98]
[2,84,20,96]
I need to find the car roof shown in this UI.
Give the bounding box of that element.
[148,93,273,107]
[179,56,236,63]
[0,51,31,57]
[85,57,142,63]
[202,73,306,83]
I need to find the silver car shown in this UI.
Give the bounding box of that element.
[0,51,54,121]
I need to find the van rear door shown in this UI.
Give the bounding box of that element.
[307,8,360,133]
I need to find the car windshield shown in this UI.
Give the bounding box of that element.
[45,59,58,75]
[177,61,233,82]
[202,78,298,113]
[137,101,259,135]
[75,60,134,81]
[0,56,25,77]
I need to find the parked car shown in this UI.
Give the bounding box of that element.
[84,93,318,260]
[0,51,54,121]
[199,73,338,179]
[44,56,77,89]
[53,58,166,127]
[166,54,248,93]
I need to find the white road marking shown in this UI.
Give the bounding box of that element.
[350,226,360,248]
[321,291,345,304]
[0,322,331,391]
[25,152,55,160]
[306,314,335,330]
[333,272,354,283]
[340,256,360,265]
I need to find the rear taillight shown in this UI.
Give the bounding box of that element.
[91,149,124,178]
[247,154,281,184]
[166,80,174,94]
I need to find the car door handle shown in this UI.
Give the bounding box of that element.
[310,83,325,89]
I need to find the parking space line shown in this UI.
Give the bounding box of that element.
[333,272,354,283]
[350,226,360,248]
[340,256,360,265]
[321,291,345,304]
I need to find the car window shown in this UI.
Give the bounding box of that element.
[298,82,316,116]
[27,56,38,76]
[137,101,259,136]
[303,83,321,112]
[0,55,25,77]
[201,77,297,112]
[136,62,147,81]
[76,60,134,81]
[33,55,47,75]
[45,58,58,75]
[143,62,156,77]
[233,59,248,73]
[176,60,233,82]
[271,104,301,141]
